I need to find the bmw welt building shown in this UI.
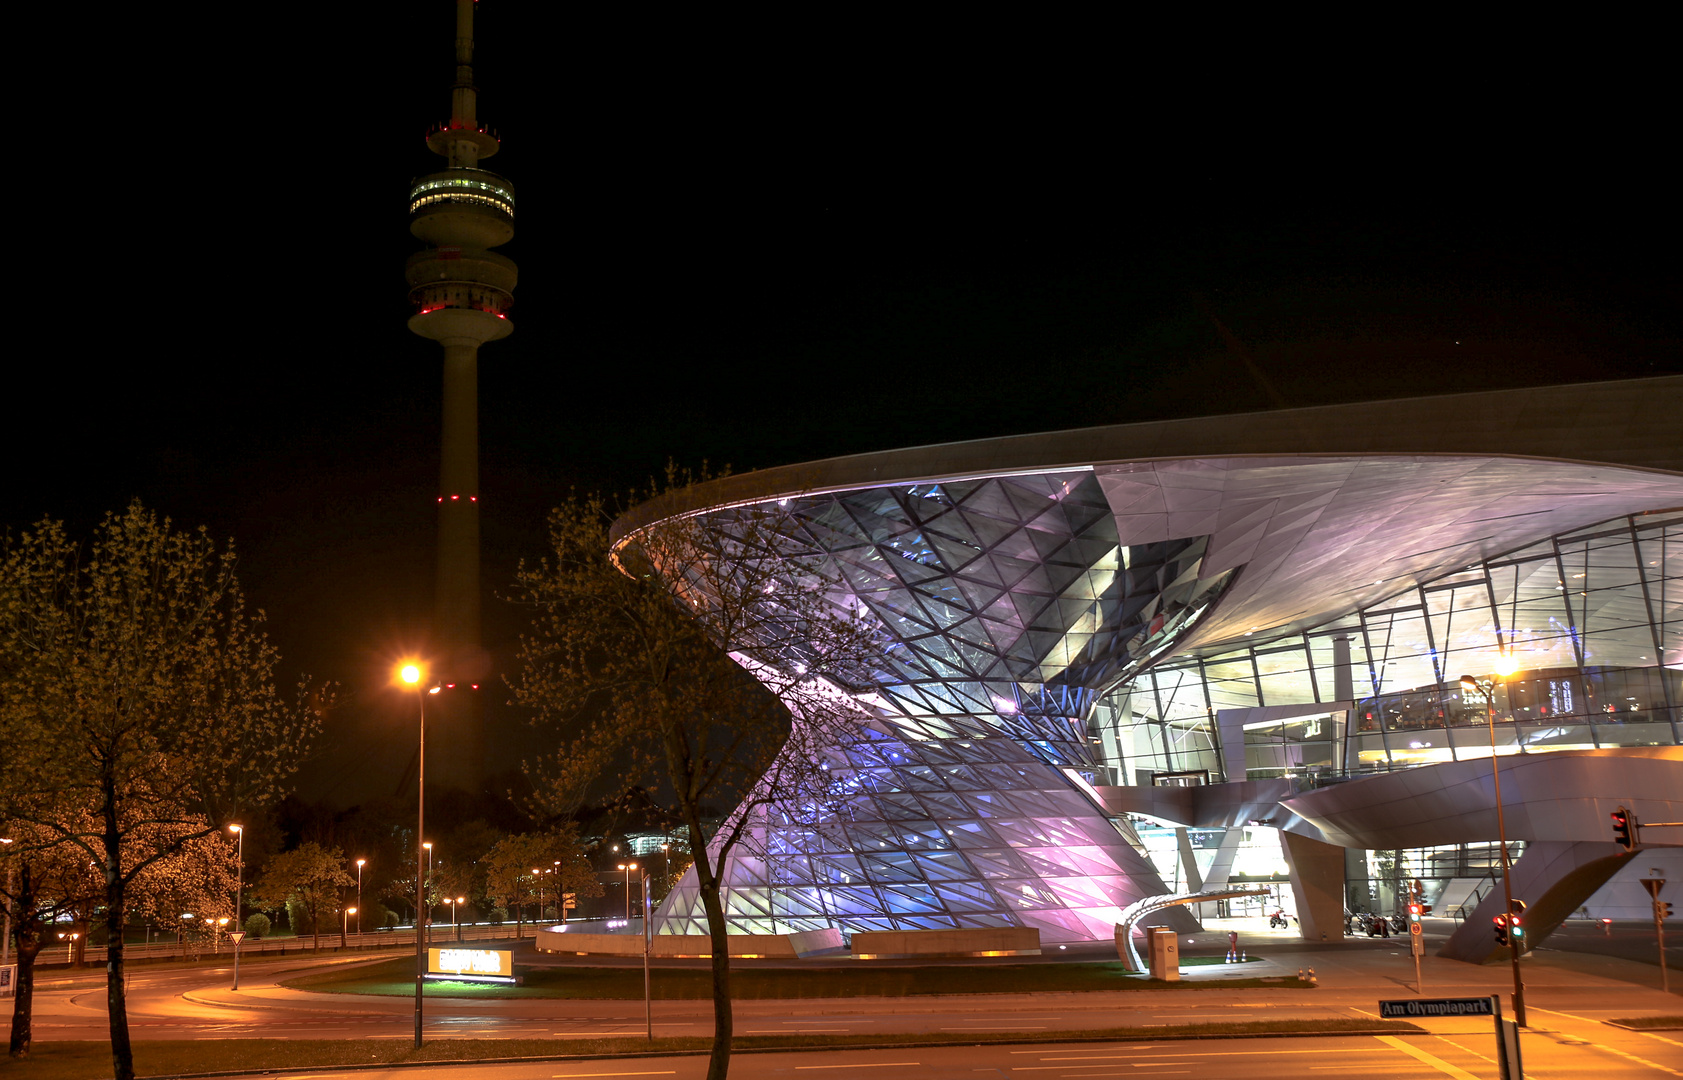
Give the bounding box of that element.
[611,377,1682,962]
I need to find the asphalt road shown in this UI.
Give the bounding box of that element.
[25,943,1679,1046]
[84,1029,1681,1079]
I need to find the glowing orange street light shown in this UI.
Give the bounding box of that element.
[617,862,639,921]
[395,660,440,1049]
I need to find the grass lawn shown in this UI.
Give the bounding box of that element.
[283,956,1308,999]
[8,1021,1421,1080]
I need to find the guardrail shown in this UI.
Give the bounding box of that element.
[98,922,544,963]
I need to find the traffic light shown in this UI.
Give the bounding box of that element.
[1509,914,1524,942]
[1408,903,1422,920]
[1492,914,1510,946]
[1612,806,1635,850]
[1659,901,1675,921]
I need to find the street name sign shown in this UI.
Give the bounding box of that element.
[1379,997,1494,1018]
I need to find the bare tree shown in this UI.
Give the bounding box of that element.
[0,504,327,1080]
[512,481,873,1080]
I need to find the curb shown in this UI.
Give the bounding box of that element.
[140,1026,1426,1080]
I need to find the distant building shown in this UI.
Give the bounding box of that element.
[616,378,1683,957]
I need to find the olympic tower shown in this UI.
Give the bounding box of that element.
[404,0,514,791]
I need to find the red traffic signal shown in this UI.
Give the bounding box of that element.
[1492,913,1510,946]
[1612,806,1635,850]
[1407,903,1422,918]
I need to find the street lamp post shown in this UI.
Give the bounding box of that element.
[356,859,366,936]
[343,907,356,948]
[422,843,433,946]
[228,825,244,989]
[400,663,439,1049]
[1460,660,1526,1027]
[617,862,639,921]
[641,867,653,1040]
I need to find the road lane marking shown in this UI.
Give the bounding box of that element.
[1529,1007,1683,1075]
[551,1073,677,1078]
[1375,1035,1481,1080]
[1581,1043,1683,1076]
[1029,1049,1389,1059]
[1635,1030,1683,1049]
[946,1026,1048,1031]
[794,1064,920,1070]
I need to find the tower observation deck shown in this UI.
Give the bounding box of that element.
[406,0,514,792]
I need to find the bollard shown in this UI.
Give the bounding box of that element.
[1307,967,1317,984]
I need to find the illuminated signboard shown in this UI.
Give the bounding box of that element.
[425,947,516,984]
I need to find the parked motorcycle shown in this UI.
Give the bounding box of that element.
[1268,909,1288,929]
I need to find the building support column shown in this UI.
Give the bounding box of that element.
[1280,830,1346,942]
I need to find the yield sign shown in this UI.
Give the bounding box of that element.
[228,931,247,944]
[1641,878,1666,899]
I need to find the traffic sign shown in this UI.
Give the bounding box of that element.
[228,931,246,945]
[1641,878,1666,899]
[1410,922,1423,936]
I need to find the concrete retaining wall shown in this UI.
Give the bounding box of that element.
[850,926,1040,959]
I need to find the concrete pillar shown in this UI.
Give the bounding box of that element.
[1280,830,1346,942]
[1175,828,1204,892]
[1175,827,1204,927]
[1332,635,1355,702]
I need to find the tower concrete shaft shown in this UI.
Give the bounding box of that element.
[406,0,515,792]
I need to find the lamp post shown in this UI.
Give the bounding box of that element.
[641,866,653,1040]
[422,843,433,945]
[355,859,366,936]
[1460,657,1526,1027]
[617,862,639,921]
[400,662,439,1049]
[228,825,244,989]
[342,907,356,948]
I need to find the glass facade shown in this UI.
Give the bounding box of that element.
[1100,510,1683,783]
[645,484,1681,941]
[648,471,1234,942]
[656,726,1177,943]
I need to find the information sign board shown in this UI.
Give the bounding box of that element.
[426,947,516,984]
[1379,997,1494,1018]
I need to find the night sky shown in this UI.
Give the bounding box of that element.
[10,6,1678,804]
